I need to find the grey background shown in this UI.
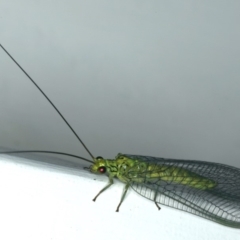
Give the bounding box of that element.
[0,1,240,168]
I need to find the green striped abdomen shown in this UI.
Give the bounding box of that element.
[115,156,217,190]
[145,164,217,190]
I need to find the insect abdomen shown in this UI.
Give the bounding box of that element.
[116,154,216,190]
[146,164,217,190]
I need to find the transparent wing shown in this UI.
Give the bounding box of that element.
[123,154,240,228]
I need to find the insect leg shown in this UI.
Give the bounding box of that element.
[92,177,114,202]
[116,183,130,212]
[153,191,161,210]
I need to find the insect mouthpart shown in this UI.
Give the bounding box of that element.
[83,166,91,171]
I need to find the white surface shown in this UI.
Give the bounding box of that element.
[0,154,239,240]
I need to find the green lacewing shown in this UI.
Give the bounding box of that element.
[0,44,240,228]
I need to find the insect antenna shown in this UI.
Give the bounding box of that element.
[0,44,95,163]
[0,150,93,163]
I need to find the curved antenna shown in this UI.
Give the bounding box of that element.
[0,150,94,164]
[0,44,95,160]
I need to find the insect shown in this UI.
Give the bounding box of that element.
[1,44,240,228]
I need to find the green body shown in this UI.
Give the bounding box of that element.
[90,153,218,213]
[91,153,216,190]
